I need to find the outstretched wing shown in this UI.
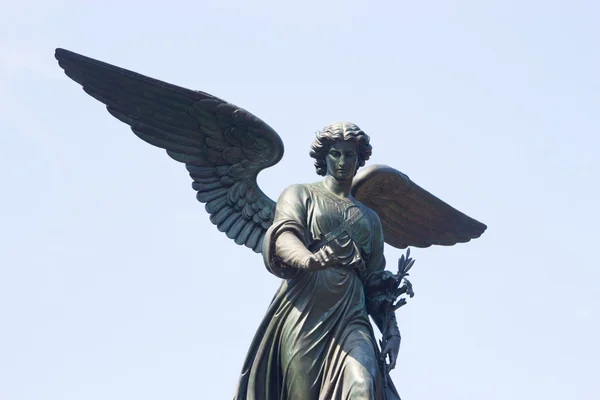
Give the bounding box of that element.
[351,164,487,249]
[55,48,283,253]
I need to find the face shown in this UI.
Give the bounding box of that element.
[325,139,359,181]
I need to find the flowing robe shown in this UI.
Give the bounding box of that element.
[234,182,400,400]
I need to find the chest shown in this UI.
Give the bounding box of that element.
[306,188,372,246]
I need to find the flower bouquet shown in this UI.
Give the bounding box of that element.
[364,248,415,387]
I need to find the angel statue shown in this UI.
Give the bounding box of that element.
[55,48,486,400]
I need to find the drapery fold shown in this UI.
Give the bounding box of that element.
[234,183,401,400]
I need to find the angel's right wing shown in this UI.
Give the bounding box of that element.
[352,164,487,249]
[55,48,283,253]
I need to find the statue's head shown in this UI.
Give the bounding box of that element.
[310,122,372,179]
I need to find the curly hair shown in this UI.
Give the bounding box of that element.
[309,122,372,176]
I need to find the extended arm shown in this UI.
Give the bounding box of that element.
[275,231,312,269]
[263,185,338,278]
[275,232,339,271]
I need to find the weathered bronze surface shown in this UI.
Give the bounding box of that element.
[55,48,486,399]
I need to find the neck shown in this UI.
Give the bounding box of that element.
[323,175,353,198]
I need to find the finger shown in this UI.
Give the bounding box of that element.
[387,353,396,372]
[315,251,326,264]
[319,251,329,265]
[319,257,327,268]
[313,256,325,270]
[320,248,330,259]
[380,346,390,362]
[318,249,338,267]
[380,351,387,363]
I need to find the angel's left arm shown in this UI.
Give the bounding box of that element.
[364,212,401,338]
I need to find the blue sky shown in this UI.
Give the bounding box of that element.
[1,1,599,399]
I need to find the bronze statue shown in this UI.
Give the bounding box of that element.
[55,48,486,400]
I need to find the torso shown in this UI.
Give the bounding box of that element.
[304,182,374,277]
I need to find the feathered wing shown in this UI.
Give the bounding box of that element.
[55,48,284,253]
[351,165,487,249]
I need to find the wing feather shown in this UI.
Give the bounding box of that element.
[352,164,487,249]
[56,48,284,253]
[247,226,263,251]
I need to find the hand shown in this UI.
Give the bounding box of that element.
[304,246,339,271]
[380,334,400,373]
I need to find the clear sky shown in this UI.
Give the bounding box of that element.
[1,1,598,399]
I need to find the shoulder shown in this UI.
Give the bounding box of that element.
[277,183,313,203]
[350,196,380,223]
[363,206,383,230]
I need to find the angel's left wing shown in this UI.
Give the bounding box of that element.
[351,164,487,249]
[55,48,284,253]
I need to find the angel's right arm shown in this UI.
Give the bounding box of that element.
[262,185,313,278]
[275,232,313,269]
